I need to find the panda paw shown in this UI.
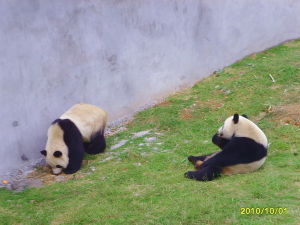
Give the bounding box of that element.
[184,169,213,181]
[184,171,197,179]
[194,160,204,170]
[187,156,197,164]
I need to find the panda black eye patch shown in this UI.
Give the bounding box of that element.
[53,151,62,157]
[56,165,63,168]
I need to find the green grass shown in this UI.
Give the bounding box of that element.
[1,39,300,225]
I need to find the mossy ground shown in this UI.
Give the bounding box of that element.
[1,39,300,225]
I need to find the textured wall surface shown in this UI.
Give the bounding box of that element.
[1,0,300,178]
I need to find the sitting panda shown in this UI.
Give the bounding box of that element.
[185,114,268,181]
[40,103,108,175]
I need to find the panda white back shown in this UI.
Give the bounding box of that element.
[219,115,268,148]
[60,103,108,142]
[217,114,268,175]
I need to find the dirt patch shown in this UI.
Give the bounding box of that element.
[141,116,158,124]
[225,75,240,82]
[213,87,232,96]
[270,85,282,90]
[249,51,276,59]
[106,126,127,137]
[180,108,193,120]
[292,61,300,67]
[26,167,76,185]
[249,53,257,59]
[223,67,248,76]
[3,160,93,191]
[27,162,92,185]
[156,100,171,107]
[195,99,224,109]
[271,104,300,126]
[179,99,224,120]
[283,40,300,48]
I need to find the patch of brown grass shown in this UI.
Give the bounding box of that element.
[249,53,257,59]
[156,100,171,107]
[195,99,224,109]
[270,84,282,90]
[283,40,300,48]
[223,67,248,76]
[261,50,277,57]
[26,161,91,186]
[270,104,300,127]
[179,99,224,120]
[179,108,193,120]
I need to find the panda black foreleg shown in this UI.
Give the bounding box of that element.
[63,149,84,174]
[84,131,106,155]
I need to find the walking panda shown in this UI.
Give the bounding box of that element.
[40,103,107,175]
[185,114,268,181]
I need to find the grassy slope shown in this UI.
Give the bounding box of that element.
[1,40,300,225]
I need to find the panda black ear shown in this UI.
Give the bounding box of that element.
[40,150,47,156]
[53,151,62,158]
[241,114,248,118]
[233,113,239,124]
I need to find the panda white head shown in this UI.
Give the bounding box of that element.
[213,114,268,149]
[40,123,69,175]
[40,149,69,175]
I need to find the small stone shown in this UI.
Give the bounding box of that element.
[132,130,150,138]
[111,140,128,150]
[145,137,157,142]
[162,150,171,153]
[101,156,114,162]
[100,176,107,181]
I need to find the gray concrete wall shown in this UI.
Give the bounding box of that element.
[1,0,300,178]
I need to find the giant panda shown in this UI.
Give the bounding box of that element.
[40,103,108,175]
[185,114,268,181]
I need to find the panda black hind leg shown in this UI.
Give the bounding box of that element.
[187,155,208,164]
[185,151,225,181]
[188,152,220,169]
[184,166,222,181]
[84,131,106,154]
